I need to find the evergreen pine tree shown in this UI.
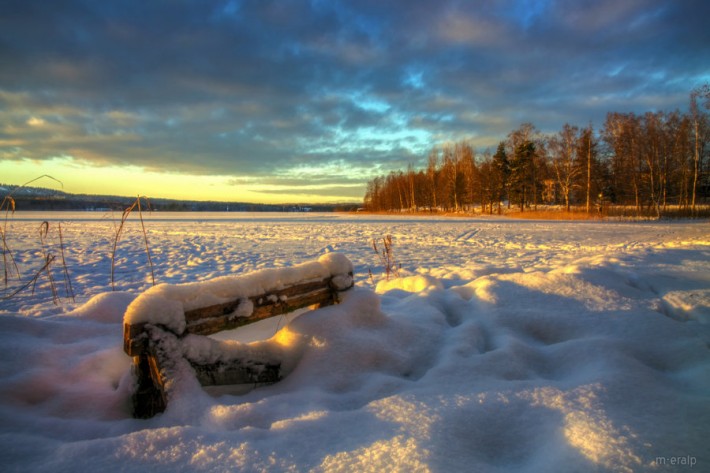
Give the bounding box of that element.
[492,142,510,213]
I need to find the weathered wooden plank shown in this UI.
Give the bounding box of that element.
[190,359,281,386]
[251,286,337,317]
[183,278,332,323]
[185,286,335,335]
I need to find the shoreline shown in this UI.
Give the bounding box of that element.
[347,206,710,221]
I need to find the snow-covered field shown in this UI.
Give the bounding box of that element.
[1,212,709,472]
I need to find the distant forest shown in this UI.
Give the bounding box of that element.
[0,185,356,212]
[364,86,710,216]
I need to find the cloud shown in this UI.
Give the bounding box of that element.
[1,0,708,202]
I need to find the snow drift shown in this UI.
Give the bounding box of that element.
[0,213,708,472]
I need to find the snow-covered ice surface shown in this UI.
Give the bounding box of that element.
[1,211,709,472]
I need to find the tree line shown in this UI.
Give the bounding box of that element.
[364,86,710,216]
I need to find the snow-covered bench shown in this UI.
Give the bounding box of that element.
[123,253,354,418]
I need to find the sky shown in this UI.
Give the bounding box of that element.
[1,0,709,204]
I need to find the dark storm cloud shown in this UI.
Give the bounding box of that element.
[1,0,708,188]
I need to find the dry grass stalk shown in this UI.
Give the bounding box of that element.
[110,196,156,291]
[38,221,60,304]
[506,205,710,221]
[58,223,75,302]
[1,254,55,301]
[2,175,63,289]
[1,220,74,304]
[372,235,400,281]
[1,195,20,286]
[507,210,604,221]
[33,221,76,305]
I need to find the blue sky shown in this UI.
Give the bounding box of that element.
[1,0,708,203]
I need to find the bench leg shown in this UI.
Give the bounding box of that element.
[131,354,166,418]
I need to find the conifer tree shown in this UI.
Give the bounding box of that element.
[492,142,510,212]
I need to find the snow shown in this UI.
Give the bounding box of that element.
[1,211,709,472]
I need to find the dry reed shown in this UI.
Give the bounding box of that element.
[1,254,55,301]
[38,221,60,304]
[1,175,64,296]
[506,209,604,221]
[1,195,20,286]
[110,196,156,291]
[1,220,75,304]
[58,223,75,301]
[372,235,400,281]
[507,205,710,221]
[2,179,157,303]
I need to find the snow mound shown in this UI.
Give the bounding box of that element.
[1,216,709,472]
[661,290,710,323]
[66,292,136,323]
[376,274,443,294]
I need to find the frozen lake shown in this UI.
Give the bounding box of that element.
[4,211,708,316]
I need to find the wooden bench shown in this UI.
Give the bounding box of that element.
[123,254,354,418]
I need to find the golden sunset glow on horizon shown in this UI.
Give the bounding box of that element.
[1,158,363,204]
